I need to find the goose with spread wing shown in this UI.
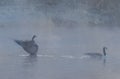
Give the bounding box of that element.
[14,35,39,56]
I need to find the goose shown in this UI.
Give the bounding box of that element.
[14,35,39,56]
[84,47,107,59]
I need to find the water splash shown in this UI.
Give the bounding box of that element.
[19,54,91,60]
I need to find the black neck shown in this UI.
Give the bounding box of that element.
[103,48,106,56]
[32,35,36,41]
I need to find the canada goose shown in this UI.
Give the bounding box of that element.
[14,35,38,55]
[84,47,107,58]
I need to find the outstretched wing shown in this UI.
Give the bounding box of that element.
[14,40,26,47]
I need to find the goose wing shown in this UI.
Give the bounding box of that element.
[15,40,38,55]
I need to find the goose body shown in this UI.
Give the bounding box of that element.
[14,35,38,55]
[84,47,107,58]
[85,53,102,57]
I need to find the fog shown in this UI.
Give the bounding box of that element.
[0,0,120,79]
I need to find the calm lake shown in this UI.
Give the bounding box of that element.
[0,0,120,79]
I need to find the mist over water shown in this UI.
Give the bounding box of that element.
[0,0,120,79]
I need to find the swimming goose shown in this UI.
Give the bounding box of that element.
[14,35,39,55]
[84,47,107,58]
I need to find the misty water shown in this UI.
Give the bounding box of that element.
[0,0,120,79]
